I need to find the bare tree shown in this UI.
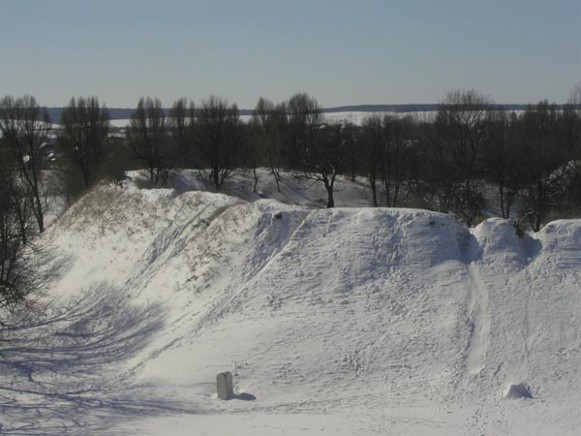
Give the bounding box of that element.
[251,97,288,192]
[127,97,169,183]
[0,149,37,313]
[301,123,350,208]
[360,114,417,208]
[360,114,383,207]
[286,92,324,169]
[169,98,197,167]
[518,101,574,231]
[569,82,581,116]
[0,95,50,233]
[381,115,414,207]
[196,95,245,189]
[563,84,581,208]
[59,96,110,191]
[427,89,493,224]
[484,110,520,218]
[285,93,351,207]
[438,89,492,180]
[342,121,359,182]
[416,120,462,214]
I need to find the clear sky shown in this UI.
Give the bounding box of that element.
[1,0,579,108]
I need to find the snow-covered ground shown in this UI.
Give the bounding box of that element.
[1,170,580,435]
[106,110,436,129]
[106,112,377,129]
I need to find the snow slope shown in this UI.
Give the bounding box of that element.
[1,176,580,435]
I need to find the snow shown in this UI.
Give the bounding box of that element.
[108,119,131,128]
[1,170,580,435]
[104,110,437,129]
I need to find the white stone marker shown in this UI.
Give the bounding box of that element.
[216,371,234,400]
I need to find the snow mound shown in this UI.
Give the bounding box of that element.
[2,181,581,435]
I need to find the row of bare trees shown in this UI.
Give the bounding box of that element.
[124,93,356,207]
[0,96,50,312]
[0,95,112,313]
[59,96,111,192]
[1,87,580,312]
[417,92,581,230]
[126,95,245,189]
[250,93,353,207]
[251,88,580,229]
[124,89,580,223]
[2,89,581,227]
[249,89,581,226]
[0,145,34,312]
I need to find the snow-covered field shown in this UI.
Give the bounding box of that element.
[107,112,376,129]
[106,110,436,129]
[1,170,580,435]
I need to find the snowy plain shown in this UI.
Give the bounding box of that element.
[1,169,580,435]
[107,110,436,130]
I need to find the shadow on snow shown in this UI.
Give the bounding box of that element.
[0,283,193,435]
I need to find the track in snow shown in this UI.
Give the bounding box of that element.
[465,262,491,376]
[188,208,313,336]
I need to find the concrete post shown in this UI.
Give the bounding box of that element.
[216,371,234,400]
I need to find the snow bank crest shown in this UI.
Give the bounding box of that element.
[8,181,581,435]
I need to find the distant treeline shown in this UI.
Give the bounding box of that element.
[2,88,580,318]
[43,104,549,123]
[1,88,581,313]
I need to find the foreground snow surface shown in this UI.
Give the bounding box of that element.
[1,179,581,435]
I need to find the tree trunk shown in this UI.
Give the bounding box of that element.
[253,167,258,193]
[370,175,378,207]
[272,168,281,192]
[324,177,335,208]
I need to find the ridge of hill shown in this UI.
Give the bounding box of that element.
[1,172,580,435]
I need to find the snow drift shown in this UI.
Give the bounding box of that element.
[1,178,580,435]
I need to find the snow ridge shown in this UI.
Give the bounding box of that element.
[2,183,581,435]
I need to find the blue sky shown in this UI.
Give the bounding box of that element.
[1,0,579,108]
